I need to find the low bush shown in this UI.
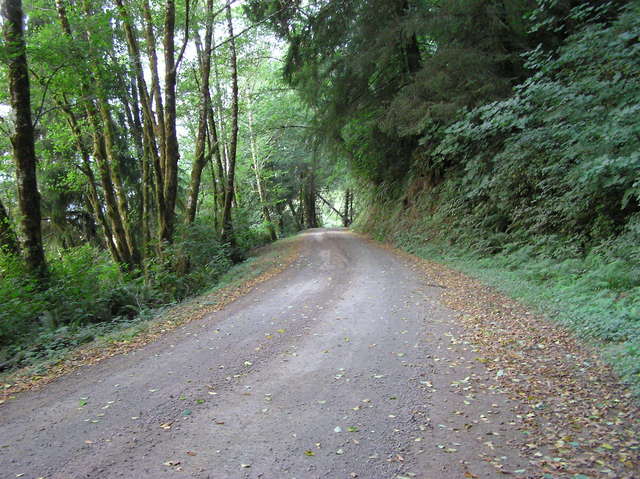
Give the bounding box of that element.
[0,221,241,372]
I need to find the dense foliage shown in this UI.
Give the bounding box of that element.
[250,0,640,388]
[0,0,350,372]
[1,0,638,389]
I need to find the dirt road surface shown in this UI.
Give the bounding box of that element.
[2,229,542,478]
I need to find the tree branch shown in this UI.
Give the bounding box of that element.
[317,192,346,220]
[174,0,191,73]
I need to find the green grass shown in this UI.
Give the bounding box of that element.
[356,191,640,394]
[396,237,640,395]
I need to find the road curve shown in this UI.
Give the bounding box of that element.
[1,229,529,479]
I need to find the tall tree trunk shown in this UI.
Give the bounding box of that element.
[302,168,318,229]
[55,0,135,268]
[2,0,47,278]
[115,0,162,257]
[58,99,121,263]
[0,198,19,255]
[185,0,214,225]
[208,151,219,231]
[207,96,224,224]
[287,198,302,231]
[220,5,239,256]
[342,189,352,227]
[95,98,139,264]
[211,32,227,211]
[86,109,134,266]
[80,0,138,265]
[159,0,182,244]
[247,96,277,241]
[141,0,168,241]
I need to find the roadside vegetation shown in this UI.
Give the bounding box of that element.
[349,3,640,391]
[2,0,638,395]
[0,0,348,374]
[242,1,640,391]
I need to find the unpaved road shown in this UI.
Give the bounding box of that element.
[1,229,532,479]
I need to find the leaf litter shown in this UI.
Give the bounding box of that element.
[378,240,640,478]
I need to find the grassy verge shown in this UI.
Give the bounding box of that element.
[397,238,639,394]
[357,197,640,395]
[0,235,300,402]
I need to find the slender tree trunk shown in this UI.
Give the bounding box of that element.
[247,96,277,241]
[287,198,302,231]
[58,100,121,263]
[208,151,219,231]
[55,0,135,268]
[2,0,47,278]
[141,140,151,258]
[207,98,225,222]
[79,0,138,264]
[159,0,181,244]
[211,33,227,211]
[0,198,19,255]
[141,0,168,241]
[115,0,163,257]
[96,99,139,263]
[343,189,352,227]
[86,109,134,266]
[185,0,214,225]
[302,168,318,229]
[220,5,239,256]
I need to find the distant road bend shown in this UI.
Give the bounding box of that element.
[2,229,532,478]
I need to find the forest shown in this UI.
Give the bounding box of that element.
[1,0,639,391]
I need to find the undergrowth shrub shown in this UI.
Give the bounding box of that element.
[355,4,640,392]
[0,221,240,371]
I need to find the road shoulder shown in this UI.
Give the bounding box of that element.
[370,236,640,478]
[0,236,302,404]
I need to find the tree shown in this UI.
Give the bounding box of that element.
[2,0,47,278]
[184,0,214,226]
[220,4,239,254]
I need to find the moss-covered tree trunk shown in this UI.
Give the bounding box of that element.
[185,0,214,226]
[302,168,318,229]
[2,0,47,278]
[247,96,277,241]
[160,0,182,244]
[220,5,239,256]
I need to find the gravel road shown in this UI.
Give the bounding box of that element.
[1,229,531,479]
